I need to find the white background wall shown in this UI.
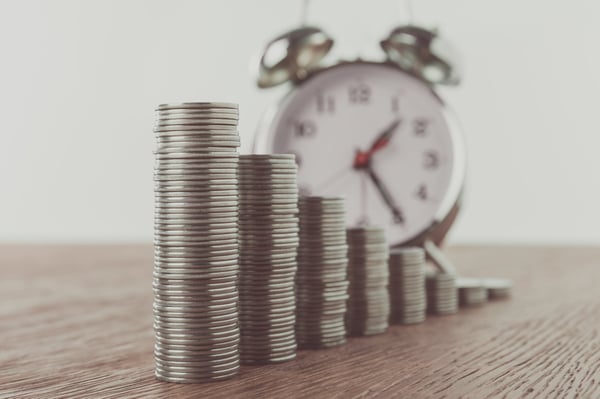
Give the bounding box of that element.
[0,0,598,244]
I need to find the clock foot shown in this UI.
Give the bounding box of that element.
[423,239,457,275]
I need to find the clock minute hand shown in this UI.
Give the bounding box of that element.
[366,165,405,224]
[354,119,402,169]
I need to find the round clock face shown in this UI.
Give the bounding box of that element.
[260,62,463,245]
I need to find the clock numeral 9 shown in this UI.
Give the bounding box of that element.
[317,92,335,114]
[292,120,317,137]
[423,150,440,170]
[413,118,429,136]
[348,83,370,104]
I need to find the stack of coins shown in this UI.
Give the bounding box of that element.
[346,227,390,336]
[295,197,349,349]
[152,102,241,383]
[457,277,488,307]
[426,271,458,315]
[388,247,427,325]
[483,277,512,299]
[238,154,299,364]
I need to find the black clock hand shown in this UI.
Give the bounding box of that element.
[368,118,402,153]
[366,165,405,224]
[354,119,402,169]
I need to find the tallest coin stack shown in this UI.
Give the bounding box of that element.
[152,102,241,383]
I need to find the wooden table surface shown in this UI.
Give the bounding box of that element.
[1,245,599,399]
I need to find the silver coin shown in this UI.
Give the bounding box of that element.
[153,269,239,281]
[154,339,239,350]
[156,134,240,143]
[157,109,238,117]
[154,195,239,203]
[154,370,239,384]
[156,117,238,125]
[155,138,240,147]
[154,150,238,160]
[154,244,239,255]
[156,106,238,114]
[154,360,240,375]
[152,283,239,294]
[154,203,239,212]
[481,277,512,299]
[155,157,239,166]
[154,216,239,225]
[239,154,295,162]
[154,232,238,242]
[154,357,242,372]
[153,246,240,255]
[237,183,298,190]
[154,141,240,150]
[157,102,238,109]
[154,129,238,137]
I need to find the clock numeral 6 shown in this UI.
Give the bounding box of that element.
[292,120,317,137]
[348,83,370,104]
[423,151,440,170]
[413,118,429,136]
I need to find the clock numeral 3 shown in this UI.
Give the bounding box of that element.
[423,150,440,170]
[349,83,370,104]
[413,118,429,136]
[317,93,335,114]
[292,120,317,137]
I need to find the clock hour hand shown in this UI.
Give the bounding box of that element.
[368,118,402,153]
[366,165,404,224]
[354,119,402,169]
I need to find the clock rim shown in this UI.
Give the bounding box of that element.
[253,60,466,247]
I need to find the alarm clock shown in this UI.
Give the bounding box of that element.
[253,25,465,273]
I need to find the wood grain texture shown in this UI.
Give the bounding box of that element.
[1,245,600,399]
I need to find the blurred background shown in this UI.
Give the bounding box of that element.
[0,0,598,244]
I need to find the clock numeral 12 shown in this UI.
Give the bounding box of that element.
[348,83,370,104]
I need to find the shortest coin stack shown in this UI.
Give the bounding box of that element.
[346,227,390,336]
[296,196,349,349]
[483,277,512,299]
[388,247,427,325]
[457,277,488,307]
[426,271,458,315]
